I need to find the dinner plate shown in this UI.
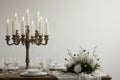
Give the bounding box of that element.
[20,71,47,77]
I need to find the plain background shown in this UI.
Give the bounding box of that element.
[0,0,120,79]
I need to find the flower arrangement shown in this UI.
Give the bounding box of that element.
[65,47,100,74]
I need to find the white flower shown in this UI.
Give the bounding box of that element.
[90,58,97,68]
[86,54,93,64]
[74,64,82,73]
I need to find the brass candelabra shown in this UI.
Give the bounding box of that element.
[5,26,49,69]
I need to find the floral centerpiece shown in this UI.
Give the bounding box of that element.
[65,47,100,74]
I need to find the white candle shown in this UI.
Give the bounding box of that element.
[44,18,49,35]
[14,13,16,32]
[15,13,17,30]
[6,19,9,35]
[39,16,43,35]
[31,20,34,36]
[36,11,40,30]
[12,21,14,34]
[14,12,19,32]
[18,23,20,35]
[21,16,25,35]
[26,9,29,26]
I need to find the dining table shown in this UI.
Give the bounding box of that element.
[0,67,112,80]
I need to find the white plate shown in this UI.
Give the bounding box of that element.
[20,71,47,77]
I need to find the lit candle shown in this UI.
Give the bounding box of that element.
[39,16,43,35]
[36,11,40,30]
[31,20,34,36]
[26,9,29,26]
[12,21,14,34]
[44,18,49,35]
[14,13,17,32]
[21,16,25,35]
[6,19,9,35]
[14,12,19,31]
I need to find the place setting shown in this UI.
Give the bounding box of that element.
[20,57,66,77]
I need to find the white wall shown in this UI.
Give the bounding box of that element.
[0,0,120,79]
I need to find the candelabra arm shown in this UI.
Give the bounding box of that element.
[13,30,20,45]
[42,35,49,45]
[21,35,25,45]
[30,36,34,44]
[5,36,14,45]
[36,35,43,45]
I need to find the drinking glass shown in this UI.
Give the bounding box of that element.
[12,56,19,71]
[3,56,13,73]
[44,58,52,74]
[4,56,12,67]
[36,57,44,70]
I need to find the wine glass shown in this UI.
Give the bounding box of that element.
[4,56,12,67]
[12,56,19,71]
[36,57,44,70]
[3,56,13,73]
[44,58,52,74]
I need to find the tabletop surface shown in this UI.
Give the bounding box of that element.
[0,67,112,80]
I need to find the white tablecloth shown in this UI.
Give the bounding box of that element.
[52,70,108,80]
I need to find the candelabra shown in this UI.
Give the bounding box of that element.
[5,9,49,69]
[5,25,49,69]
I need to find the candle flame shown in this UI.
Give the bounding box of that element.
[37,11,40,16]
[22,16,24,21]
[45,18,48,22]
[7,19,9,23]
[32,20,34,25]
[40,16,43,20]
[15,12,17,17]
[26,9,29,13]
